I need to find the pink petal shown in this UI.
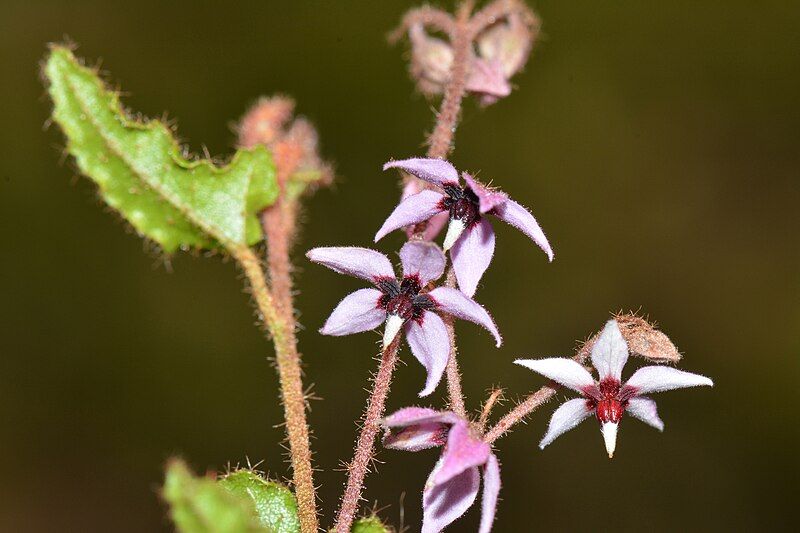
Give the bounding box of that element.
[590,320,630,382]
[465,59,512,101]
[463,174,508,214]
[405,311,450,397]
[320,288,386,336]
[400,241,447,286]
[422,461,480,533]
[514,358,597,395]
[624,366,713,395]
[450,218,496,297]
[435,422,491,485]
[306,247,395,282]
[374,190,447,242]
[625,397,664,431]
[479,453,501,533]
[402,181,449,240]
[382,407,455,452]
[384,157,460,187]
[538,398,593,449]
[427,287,502,347]
[491,198,554,261]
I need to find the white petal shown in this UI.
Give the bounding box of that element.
[383,314,404,348]
[624,366,713,395]
[601,422,618,458]
[515,358,596,395]
[443,218,466,251]
[539,398,593,449]
[591,320,630,381]
[625,397,664,431]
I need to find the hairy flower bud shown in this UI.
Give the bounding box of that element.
[476,9,538,79]
[408,23,454,96]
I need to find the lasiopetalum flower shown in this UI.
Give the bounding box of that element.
[377,157,553,296]
[516,320,714,457]
[382,407,500,533]
[307,241,501,396]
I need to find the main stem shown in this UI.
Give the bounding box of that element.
[233,245,318,533]
[334,340,400,532]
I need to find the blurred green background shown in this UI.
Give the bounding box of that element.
[2,0,798,531]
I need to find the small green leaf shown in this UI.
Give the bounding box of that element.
[351,517,391,533]
[44,46,278,252]
[163,460,266,533]
[218,470,300,533]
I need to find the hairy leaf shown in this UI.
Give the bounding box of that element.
[219,470,300,533]
[163,460,266,533]
[351,517,391,533]
[44,46,278,252]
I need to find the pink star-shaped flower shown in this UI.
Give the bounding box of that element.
[382,407,501,533]
[377,157,553,296]
[516,320,714,457]
[307,241,501,396]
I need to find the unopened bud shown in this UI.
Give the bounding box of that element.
[408,23,454,96]
[238,96,295,148]
[476,9,538,80]
[614,313,682,363]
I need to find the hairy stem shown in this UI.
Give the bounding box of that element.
[334,339,401,532]
[442,268,467,418]
[232,245,317,533]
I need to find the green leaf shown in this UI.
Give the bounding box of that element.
[44,46,278,252]
[219,470,300,533]
[351,517,391,533]
[163,460,267,533]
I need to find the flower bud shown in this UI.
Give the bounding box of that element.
[408,23,454,96]
[476,9,538,79]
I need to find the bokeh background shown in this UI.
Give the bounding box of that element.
[2,1,798,531]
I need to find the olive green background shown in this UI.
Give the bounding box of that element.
[2,1,798,531]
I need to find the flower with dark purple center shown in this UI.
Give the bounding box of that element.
[382,407,501,533]
[515,319,714,457]
[306,241,501,396]
[377,157,553,297]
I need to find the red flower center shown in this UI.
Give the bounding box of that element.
[441,184,481,227]
[589,378,626,424]
[376,275,436,322]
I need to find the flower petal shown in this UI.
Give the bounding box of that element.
[491,198,553,261]
[427,287,502,347]
[384,157,460,187]
[400,241,447,286]
[463,174,508,214]
[435,422,491,485]
[465,59,512,101]
[624,366,713,395]
[479,453,501,533]
[450,218,496,297]
[591,320,630,382]
[306,247,395,282]
[382,407,457,452]
[374,190,447,242]
[514,358,597,396]
[538,398,593,449]
[405,311,450,397]
[320,288,386,336]
[625,396,664,431]
[422,462,480,533]
[401,181,449,240]
[601,421,619,458]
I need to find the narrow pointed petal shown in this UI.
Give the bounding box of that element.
[538,398,593,449]
[465,59,512,102]
[320,288,386,336]
[383,314,404,348]
[463,174,508,214]
[591,320,630,382]
[624,366,714,395]
[428,287,502,347]
[492,198,553,261]
[625,397,664,431]
[422,462,480,533]
[384,157,460,187]
[601,422,619,458]
[405,311,450,397]
[374,190,447,241]
[479,453,501,533]
[514,358,596,395]
[382,407,456,452]
[442,218,466,251]
[307,247,395,282]
[400,241,447,285]
[435,422,491,485]
[450,218,496,297]
[401,181,450,240]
